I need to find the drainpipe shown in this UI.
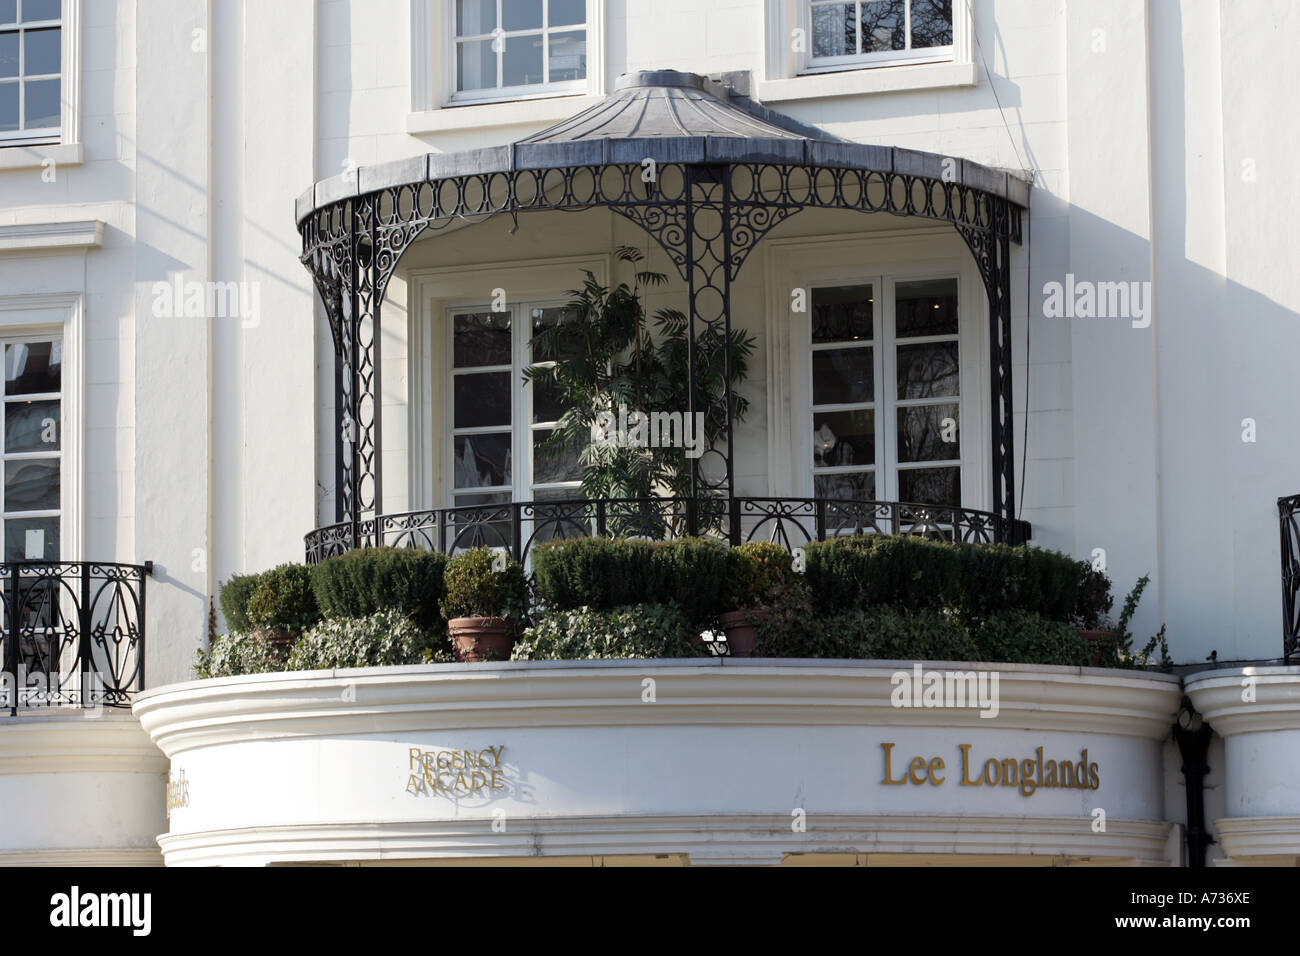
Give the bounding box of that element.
[1172,696,1215,868]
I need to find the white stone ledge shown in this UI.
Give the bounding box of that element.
[0,141,84,171]
[1214,817,1300,863]
[757,61,977,103]
[156,813,1173,868]
[0,218,104,254]
[134,659,1183,755]
[1185,665,1300,735]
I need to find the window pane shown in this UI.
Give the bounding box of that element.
[911,0,953,48]
[23,76,57,128]
[4,515,57,561]
[812,347,872,406]
[531,306,582,362]
[5,457,58,511]
[532,378,568,424]
[453,312,510,367]
[23,26,58,74]
[502,33,544,86]
[503,0,542,31]
[5,342,61,394]
[896,341,958,399]
[453,372,511,428]
[454,433,511,488]
[549,0,585,27]
[0,33,17,78]
[5,399,59,452]
[813,409,874,467]
[0,1,14,24]
[898,466,960,507]
[532,429,583,484]
[897,403,959,463]
[456,0,496,35]
[457,38,497,91]
[811,284,872,343]
[895,277,958,337]
[812,3,856,57]
[815,471,875,501]
[548,29,586,82]
[0,82,16,131]
[20,0,59,21]
[860,0,905,52]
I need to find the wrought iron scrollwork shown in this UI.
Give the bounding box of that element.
[1280,495,1300,663]
[0,561,150,715]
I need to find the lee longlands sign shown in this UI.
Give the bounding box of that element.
[401,744,1100,798]
[882,744,1101,794]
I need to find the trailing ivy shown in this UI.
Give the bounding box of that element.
[512,603,707,660]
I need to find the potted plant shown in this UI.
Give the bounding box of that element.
[440,549,528,662]
[244,563,320,654]
[719,542,799,657]
[1071,562,1115,664]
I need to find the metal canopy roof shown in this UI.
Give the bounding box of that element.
[296,70,1030,224]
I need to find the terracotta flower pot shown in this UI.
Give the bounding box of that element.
[718,609,770,658]
[448,616,514,662]
[1078,629,1117,666]
[256,629,298,654]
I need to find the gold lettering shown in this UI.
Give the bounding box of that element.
[491,769,504,790]
[1089,762,1100,789]
[958,744,979,785]
[1059,761,1076,789]
[488,745,505,767]
[908,756,928,785]
[927,756,945,786]
[1019,758,1037,796]
[409,747,423,770]
[1000,758,1018,787]
[454,771,469,790]
[882,743,908,785]
[1044,760,1059,787]
[982,758,1001,786]
[470,771,486,791]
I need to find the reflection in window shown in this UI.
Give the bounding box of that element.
[806,0,952,70]
[1,338,60,561]
[454,0,587,97]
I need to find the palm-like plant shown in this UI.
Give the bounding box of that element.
[524,246,755,506]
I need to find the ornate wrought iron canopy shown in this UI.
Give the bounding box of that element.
[298,70,1030,554]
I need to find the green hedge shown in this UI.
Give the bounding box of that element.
[218,571,263,633]
[440,548,528,622]
[532,536,728,623]
[311,547,447,630]
[803,534,1087,622]
[245,564,320,634]
[513,603,707,660]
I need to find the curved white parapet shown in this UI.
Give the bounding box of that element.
[134,659,1182,866]
[1186,665,1300,865]
[0,711,168,865]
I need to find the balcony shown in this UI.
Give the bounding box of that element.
[0,560,151,715]
[305,496,1032,565]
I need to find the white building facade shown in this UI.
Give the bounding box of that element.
[0,0,1297,866]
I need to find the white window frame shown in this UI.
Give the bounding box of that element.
[442,296,584,509]
[408,256,608,510]
[801,0,956,74]
[0,293,82,562]
[764,229,987,510]
[760,0,973,101]
[0,0,80,149]
[416,0,604,112]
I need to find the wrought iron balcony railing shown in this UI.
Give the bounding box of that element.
[1280,495,1300,664]
[306,496,1032,566]
[0,561,151,716]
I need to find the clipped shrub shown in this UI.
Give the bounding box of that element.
[512,603,706,660]
[245,563,321,634]
[974,609,1091,666]
[440,549,529,622]
[194,631,286,679]
[310,546,447,630]
[532,536,729,623]
[287,610,434,670]
[1071,561,1114,629]
[803,534,961,612]
[724,541,802,610]
[753,604,980,661]
[218,571,264,633]
[955,544,1082,623]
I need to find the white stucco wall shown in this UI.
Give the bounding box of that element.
[0,0,1296,683]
